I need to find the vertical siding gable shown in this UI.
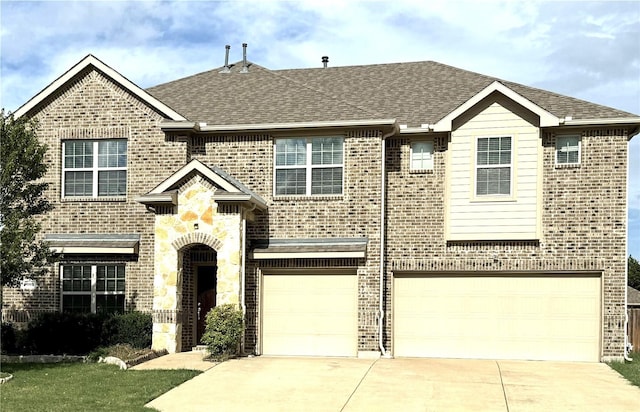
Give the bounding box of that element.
[446,100,541,240]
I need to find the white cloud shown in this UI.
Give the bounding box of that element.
[1,0,639,249]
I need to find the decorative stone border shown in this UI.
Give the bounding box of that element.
[0,355,86,364]
[0,373,14,384]
[98,349,168,369]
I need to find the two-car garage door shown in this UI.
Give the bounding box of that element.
[262,272,358,357]
[393,274,601,362]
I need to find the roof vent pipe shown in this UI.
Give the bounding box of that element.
[322,56,329,68]
[241,43,248,73]
[220,45,231,73]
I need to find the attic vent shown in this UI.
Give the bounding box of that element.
[322,56,329,68]
[241,43,249,73]
[220,45,231,73]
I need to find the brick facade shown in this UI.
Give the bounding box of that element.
[1,61,631,361]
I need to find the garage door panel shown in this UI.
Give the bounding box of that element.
[262,273,357,357]
[394,275,601,361]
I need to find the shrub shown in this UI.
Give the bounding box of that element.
[201,304,244,360]
[24,312,105,355]
[14,311,152,355]
[1,322,17,354]
[102,312,152,349]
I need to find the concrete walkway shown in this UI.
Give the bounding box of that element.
[143,356,640,412]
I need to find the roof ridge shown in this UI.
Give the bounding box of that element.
[147,60,272,91]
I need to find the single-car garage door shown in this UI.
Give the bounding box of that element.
[262,272,357,357]
[393,274,601,361]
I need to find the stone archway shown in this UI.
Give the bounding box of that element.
[151,178,243,353]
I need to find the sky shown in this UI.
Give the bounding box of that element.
[1,0,639,257]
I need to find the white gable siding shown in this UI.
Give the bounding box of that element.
[446,101,541,240]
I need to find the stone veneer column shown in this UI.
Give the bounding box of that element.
[151,178,242,353]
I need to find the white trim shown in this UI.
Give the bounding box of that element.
[160,118,398,133]
[409,140,435,171]
[555,134,581,165]
[60,263,125,313]
[62,139,127,198]
[151,159,238,194]
[50,246,137,254]
[252,250,365,259]
[273,137,344,196]
[14,54,185,120]
[562,117,640,126]
[474,135,513,197]
[432,81,560,132]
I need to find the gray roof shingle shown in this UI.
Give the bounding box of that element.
[147,60,636,126]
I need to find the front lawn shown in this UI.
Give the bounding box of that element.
[0,362,200,412]
[608,354,640,387]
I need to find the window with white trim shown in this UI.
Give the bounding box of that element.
[556,135,580,165]
[62,139,127,197]
[61,264,125,313]
[274,137,343,196]
[476,136,511,196]
[410,141,434,171]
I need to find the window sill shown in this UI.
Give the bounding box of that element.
[470,195,516,203]
[555,163,581,169]
[61,196,127,203]
[273,195,344,202]
[409,169,434,174]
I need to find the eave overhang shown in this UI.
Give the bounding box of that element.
[45,234,140,255]
[432,81,561,132]
[251,237,368,259]
[138,159,268,211]
[160,118,398,135]
[13,54,186,121]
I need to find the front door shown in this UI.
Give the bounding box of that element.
[197,265,217,343]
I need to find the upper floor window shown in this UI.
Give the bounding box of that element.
[476,136,511,196]
[274,137,343,196]
[556,135,580,165]
[61,264,125,314]
[410,141,434,171]
[62,139,127,198]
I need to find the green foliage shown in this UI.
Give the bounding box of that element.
[0,362,200,412]
[608,355,640,388]
[201,304,244,360]
[102,312,152,348]
[0,110,54,287]
[23,312,106,355]
[6,311,152,355]
[629,255,640,290]
[1,322,17,354]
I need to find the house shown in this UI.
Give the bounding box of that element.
[629,286,640,309]
[3,46,639,362]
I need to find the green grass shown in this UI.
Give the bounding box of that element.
[0,362,200,412]
[609,353,640,387]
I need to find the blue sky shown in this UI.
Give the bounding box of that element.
[1,0,639,257]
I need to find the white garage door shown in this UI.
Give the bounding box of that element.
[262,272,357,357]
[393,274,601,361]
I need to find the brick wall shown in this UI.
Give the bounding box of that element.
[384,129,629,358]
[2,67,186,318]
[188,129,384,352]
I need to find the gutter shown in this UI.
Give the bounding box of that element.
[379,124,400,358]
[159,119,398,134]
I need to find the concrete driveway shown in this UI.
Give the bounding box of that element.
[146,357,640,411]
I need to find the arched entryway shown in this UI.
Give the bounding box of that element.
[180,244,217,350]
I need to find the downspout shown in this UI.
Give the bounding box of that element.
[379,125,397,358]
[624,135,633,361]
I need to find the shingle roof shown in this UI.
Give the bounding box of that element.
[147,60,636,126]
[629,286,640,306]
